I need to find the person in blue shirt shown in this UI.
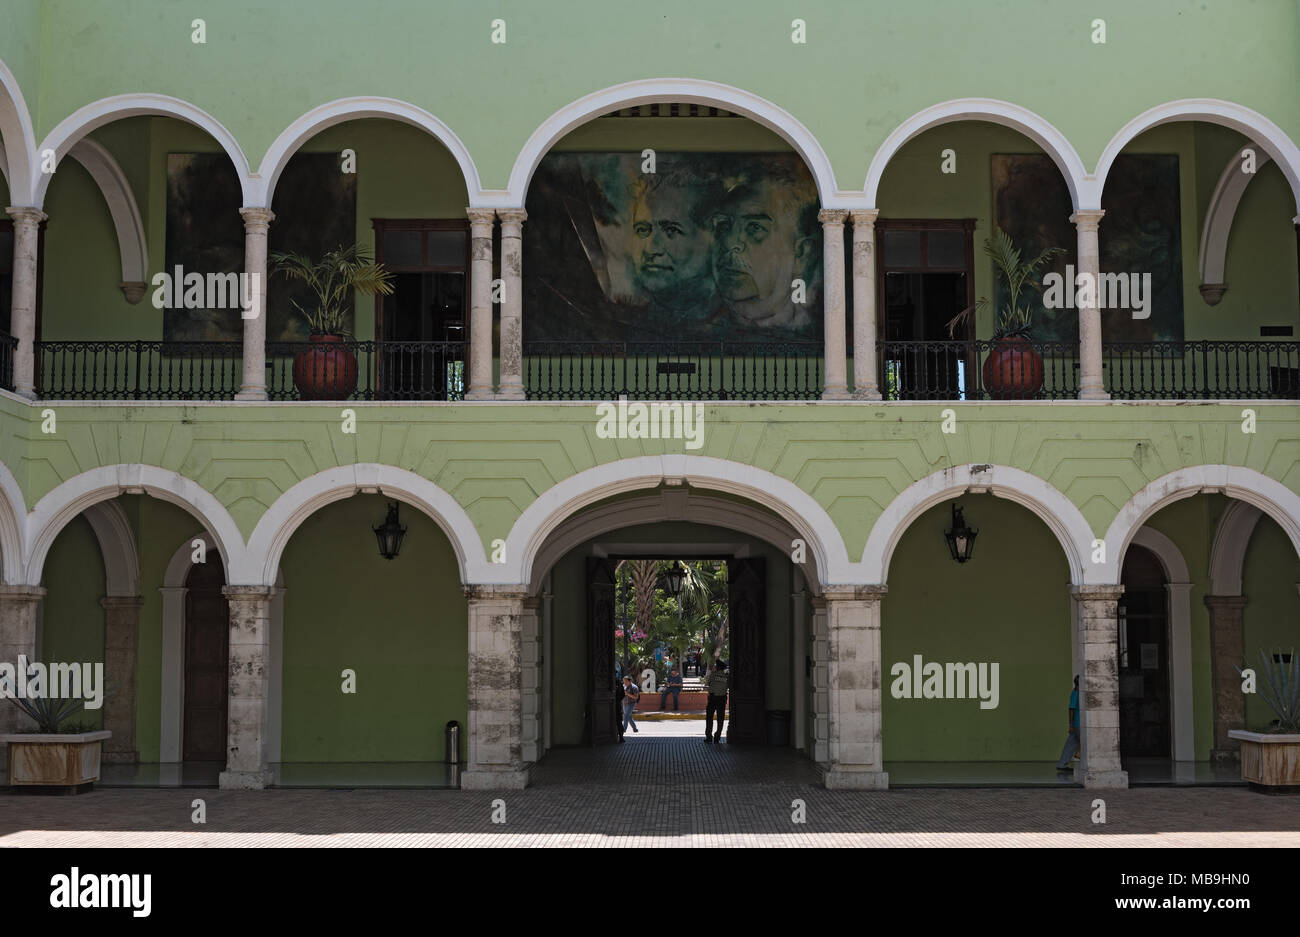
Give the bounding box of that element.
[1055,675,1081,772]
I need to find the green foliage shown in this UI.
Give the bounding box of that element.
[8,694,85,733]
[269,244,395,337]
[1238,648,1300,732]
[947,227,1064,340]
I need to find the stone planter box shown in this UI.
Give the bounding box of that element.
[2,730,111,791]
[1228,730,1300,790]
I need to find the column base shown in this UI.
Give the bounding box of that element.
[851,388,882,401]
[1211,748,1241,767]
[1078,388,1111,401]
[219,769,273,790]
[464,388,495,401]
[495,385,526,401]
[461,767,530,790]
[824,768,889,790]
[234,387,268,401]
[1083,768,1129,789]
[102,750,139,765]
[820,387,852,401]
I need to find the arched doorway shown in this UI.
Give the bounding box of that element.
[182,554,229,765]
[1118,544,1171,762]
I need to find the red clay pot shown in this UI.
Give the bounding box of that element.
[982,336,1044,400]
[293,334,357,400]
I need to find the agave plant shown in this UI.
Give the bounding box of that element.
[269,244,394,337]
[1236,648,1300,732]
[8,694,85,733]
[947,227,1065,340]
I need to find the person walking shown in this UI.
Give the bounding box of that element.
[704,660,728,743]
[660,668,683,711]
[1055,675,1081,772]
[621,674,641,736]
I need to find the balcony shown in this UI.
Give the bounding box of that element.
[7,336,1299,402]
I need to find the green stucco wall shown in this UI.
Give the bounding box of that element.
[1241,514,1300,731]
[39,512,105,729]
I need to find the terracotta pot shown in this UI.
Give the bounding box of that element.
[982,336,1044,399]
[293,334,357,400]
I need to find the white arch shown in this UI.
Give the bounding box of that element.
[527,488,821,595]
[66,138,150,301]
[499,455,853,587]
[83,500,140,597]
[0,55,38,205]
[864,98,1089,210]
[244,464,486,587]
[0,458,27,584]
[501,78,846,209]
[1127,525,1194,761]
[1209,500,1264,596]
[24,465,246,587]
[1198,146,1272,299]
[1101,465,1300,586]
[253,96,480,207]
[860,464,1095,585]
[1095,99,1300,214]
[33,93,253,207]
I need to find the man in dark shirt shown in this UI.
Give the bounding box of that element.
[660,668,683,710]
[705,660,728,743]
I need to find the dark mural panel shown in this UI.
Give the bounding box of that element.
[165,153,357,342]
[992,153,1183,343]
[524,152,823,342]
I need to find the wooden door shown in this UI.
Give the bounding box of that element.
[586,557,618,745]
[183,557,229,762]
[726,557,766,743]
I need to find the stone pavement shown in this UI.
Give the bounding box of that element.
[2,738,1298,847]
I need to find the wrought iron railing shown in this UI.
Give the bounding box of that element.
[0,330,16,393]
[1103,340,1300,399]
[35,340,466,401]
[37,340,243,400]
[266,340,465,401]
[523,340,824,400]
[880,339,1081,401]
[879,339,1300,401]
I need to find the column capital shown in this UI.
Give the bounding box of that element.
[1204,594,1249,610]
[0,585,46,602]
[1070,584,1124,601]
[222,585,277,602]
[498,208,528,228]
[817,208,849,226]
[822,584,888,603]
[466,207,497,228]
[100,595,145,611]
[238,206,275,227]
[849,209,879,227]
[1069,208,1105,229]
[464,584,531,603]
[5,206,47,226]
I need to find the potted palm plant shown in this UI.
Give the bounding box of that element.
[1230,648,1300,791]
[3,695,110,792]
[270,244,394,400]
[948,227,1064,400]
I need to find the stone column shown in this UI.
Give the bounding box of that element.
[818,209,850,400]
[1071,584,1127,788]
[465,209,497,400]
[497,209,526,400]
[850,210,881,400]
[101,596,143,764]
[822,586,889,789]
[1071,209,1108,400]
[219,586,274,789]
[464,586,529,789]
[0,586,45,767]
[809,596,829,764]
[6,207,46,398]
[1205,595,1248,765]
[791,582,808,752]
[520,595,542,763]
[235,207,274,401]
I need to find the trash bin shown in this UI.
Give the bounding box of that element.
[445,720,461,764]
[765,710,791,747]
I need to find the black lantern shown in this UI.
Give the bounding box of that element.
[944,503,978,563]
[660,562,687,597]
[373,501,407,560]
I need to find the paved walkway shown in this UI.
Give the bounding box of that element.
[3,739,1298,846]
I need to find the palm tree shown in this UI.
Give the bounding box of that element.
[269,244,394,336]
